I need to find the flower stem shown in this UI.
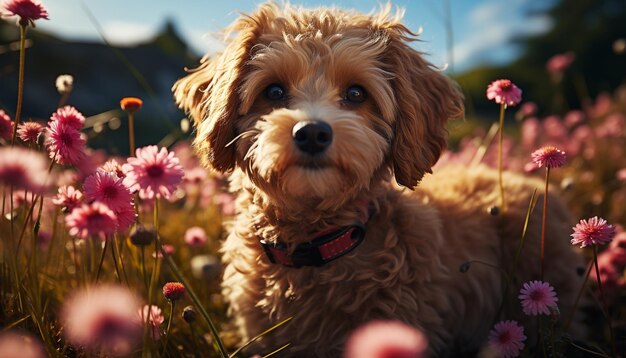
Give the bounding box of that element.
[564,262,592,332]
[540,167,550,280]
[497,103,506,212]
[128,112,136,156]
[162,301,175,356]
[592,246,616,357]
[10,25,27,145]
[93,239,108,283]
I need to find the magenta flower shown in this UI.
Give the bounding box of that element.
[152,244,175,259]
[137,305,164,341]
[487,320,526,358]
[546,52,575,75]
[2,0,48,27]
[65,202,117,240]
[162,282,186,302]
[83,171,133,212]
[344,320,428,358]
[45,120,86,165]
[571,216,616,248]
[518,280,559,316]
[0,147,48,194]
[486,79,522,107]
[60,285,142,356]
[52,185,83,213]
[114,204,135,232]
[531,146,566,169]
[122,145,184,200]
[184,226,208,247]
[17,121,44,143]
[50,105,85,130]
[0,109,13,141]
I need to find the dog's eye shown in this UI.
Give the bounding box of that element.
[264,84,286,101]
[345,85,367,103]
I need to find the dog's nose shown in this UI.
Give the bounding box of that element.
[292,121,333,155]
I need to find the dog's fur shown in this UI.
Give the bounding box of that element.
[173,3,585,356]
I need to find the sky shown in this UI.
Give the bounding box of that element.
[33,0,554,73]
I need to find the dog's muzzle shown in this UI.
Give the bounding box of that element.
[292,120,332,155]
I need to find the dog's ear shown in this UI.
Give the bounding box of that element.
[384,28,464,189]
[172,16,262,172]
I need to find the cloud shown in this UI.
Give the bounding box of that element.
[454,0,552,71]
[101,21,156,46]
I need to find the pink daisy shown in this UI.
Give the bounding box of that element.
[518,280,558,316]
[17,121,44,144]
[486,79,522,107]
[0,331,46,358]
[100,159,126,179]
[83,171,133,212]
[50,105,85,130]
[60,285,142,356]
[184,226,208,247]
[114,204,136,232]
[65,202,117,240]
[0,147,48,194]
[45,120,86,165]
[52,185,83,213]
[137,305,164,341]
[531,146,566,169]
[122,145,184,200]
[2,0,48,27]
[0,109,13,141]
[571,216,616,248]
[487,320,526,358]
[344,320,428,358]
[546,52,575,75]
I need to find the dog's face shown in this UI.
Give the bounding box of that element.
[173,3,463,201]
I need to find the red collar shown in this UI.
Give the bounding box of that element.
[259,201,373,268]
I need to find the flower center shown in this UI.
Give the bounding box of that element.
[102,185,118,199]
[146,165,164,178]
[498,331,512,344]
[500,80,512,90]
[530,290,544,301]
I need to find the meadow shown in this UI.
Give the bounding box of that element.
[0,1,625,357]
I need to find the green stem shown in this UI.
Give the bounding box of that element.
[162,301,175,356]
[564,262,592,332]
[593,246,616,357]
[540,167,550,280]
[93,239,108,283]
[128,112,136,156]
[10,25,27,145]
[497,103,506,212]
[144,198,160,355]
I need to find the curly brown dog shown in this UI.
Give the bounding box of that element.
[173,3,586,356]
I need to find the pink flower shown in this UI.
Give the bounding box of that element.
[137,305,164,340]
[531,146,566,169]
[60,285,142,356]
[516,102,537,120]
[184,226,208,247]
[0,109,13,141]
[17,121,44,143]
[486,79,522,107]
[52,185,83,212]
[50,105,85,130]
[2,0,48,27]
[546,52,575,75]
[45,120,86,165]
[114,204,136,232]
[122,145,184,200]
[571,216,616,248]
[65,202,117,240]
[518,280,559,316]
[152,244,175,258]
[344,320,428,358]
[564,110,585,128]
[162,282,186,302]
[0,331,46,358]
[0,147,48,194]
[100,159,126,179]
[487,320,526,358]
[83,171,133,212]
[617,168,626,182]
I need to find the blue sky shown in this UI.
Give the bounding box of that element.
[34,0,553,73]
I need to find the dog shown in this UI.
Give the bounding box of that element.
[173,3,586,356]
